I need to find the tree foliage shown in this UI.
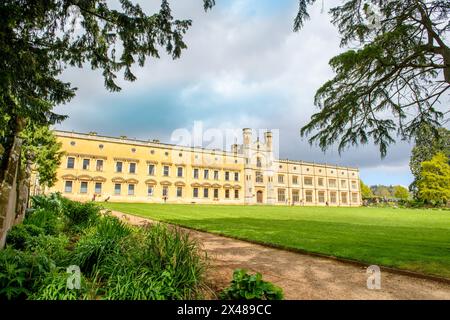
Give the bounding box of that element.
[360,179,373,198]
[297,0,450,157]
[417,152,450,205]
[0,0,212,181]
[21,125,63,188]
[393,185,410,200]
[409,124,450,197]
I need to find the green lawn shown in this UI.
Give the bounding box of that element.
[102,203,450,278]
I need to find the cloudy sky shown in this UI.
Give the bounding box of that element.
[54,0,418,187]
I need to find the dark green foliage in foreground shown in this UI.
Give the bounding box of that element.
[100,224,206,300]
[1,194,207,300]
[61,200,101,231]
[73,216,132,276]
[6,224,44,250]
[220,269,283,300]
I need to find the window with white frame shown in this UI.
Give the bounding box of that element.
[80,182,88,194]
[318,191,325,203]
[318,178,324,187]
[304,177,313,186]
[67,157,75,169]
[96,159,103,171]
[82,159,90,170]
[330,192,337,203]
[95,182,102,194]
[114,184,121,195]
[65,181,73,193]
[116,161,123,173]
[292,190,300,203]
[256,171,263,183]
[328,179,337,188]
[341,192,348,204]
[129,162,136,174]
[277,189,286,202]
[305,190,313,203]
[148,164,155,176]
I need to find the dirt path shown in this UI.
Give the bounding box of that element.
[111,211,450,300]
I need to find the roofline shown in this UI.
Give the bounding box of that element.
[54,130,359,171]
[53,130,243,158]
[275,159,359,171]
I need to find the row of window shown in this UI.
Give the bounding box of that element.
[64,181,240,199]
[66,157,240,181]
[251,172,358,189]
[276,189,359,204]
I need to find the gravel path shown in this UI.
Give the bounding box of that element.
[111,210,450,300]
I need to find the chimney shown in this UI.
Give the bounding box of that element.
[243,128,252,146]
[264,131,273,151]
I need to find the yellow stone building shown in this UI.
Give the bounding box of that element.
[48,129,361,206]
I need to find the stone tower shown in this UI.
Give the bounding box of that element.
[238,128,275,204]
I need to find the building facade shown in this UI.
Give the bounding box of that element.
[47,129,361,206]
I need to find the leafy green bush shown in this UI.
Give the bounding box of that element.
[31,193,64,215]
[27,234,70,266]
[72,216,131,276]
[24,208,63,235]
[98,224,206,300]
[62,200,100,231]
[6,224,44,250]
[141,224,206,298]
[220,269,283,300]
[29,269,93,300]
[2,194,208,300]
[0,248,56,300]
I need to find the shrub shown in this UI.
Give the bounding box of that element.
[27,234,71,266]
[24,208,63,235]
[0,248,56,300]
[99,224,206,300]
[220,269,283,300]
[31,193,64,215]
[62,200,100,231]
[6,224,44,250]
[140,224,206,299]
[72,216,131,276]
[29,269,93,300]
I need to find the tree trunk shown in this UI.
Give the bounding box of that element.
[0,134,23,248]
[443,47,450,85]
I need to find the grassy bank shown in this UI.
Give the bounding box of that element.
[103,203,450,278]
